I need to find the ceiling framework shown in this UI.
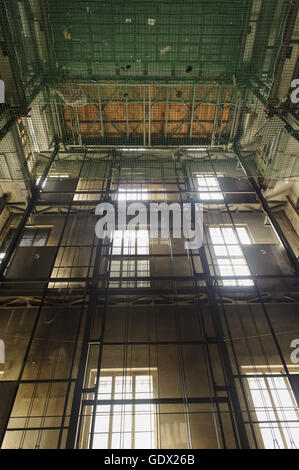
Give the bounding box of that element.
[0,0,297,180]
[48,83,240,146]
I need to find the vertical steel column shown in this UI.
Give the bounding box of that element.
[97,86,105,138]
[148,86,151,147]
[66,153,115,448]
[143,87,146,146]
[125,86,129,140]
[189,85,196,140]
[164,86,169,141]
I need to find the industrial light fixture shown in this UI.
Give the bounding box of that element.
[120,148,147,152]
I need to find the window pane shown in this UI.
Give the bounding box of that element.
[92,433,109,449]
[135,375,153,393]
[217,258,231,266]
[213,245,227,256]
[247,377,266,390]
[219,265,234,276]
[234,265,250,276]
[271,389,294,408]
[200,193,211,200]
[112,405,132,432]
[283,426,299,448]
[206,177,218,187]
[237,227,252,244]
[211,192,224,200]
[222,228,237,244]
[112,432,132,449]
[223,280,237,286]
[238,280,254,286]
[209,228,224,244]
[231,258,246,266]
[260,427,285,449]
[20,230,34,246]
[134,432,154,449]
[250,389,272,407]
[94,414,110,433]
[33,230,49,246]
[227,245,242,256]
[99,377,112,394]
[135,414,154,432]
[115,376,132,394]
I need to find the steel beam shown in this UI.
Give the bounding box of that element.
[97,86,105,138]
[148,86,151,147]
[189,85,196,139]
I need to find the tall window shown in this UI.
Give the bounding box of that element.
[196,174,224,200]
[0,228,50,261]
[110,230,150,288]
[245,368,299,449]
[92,371,156,449]
[208,226,253,286]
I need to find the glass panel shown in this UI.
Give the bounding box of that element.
[112,405,132,432]
[98,376,112,394]
[247,372,299,449]
[221,228,237,244]
[19,230,34,246]
[211,192,224,200]
[213,245,227,256]
[209,228,224,244]
[33,229,49,246]
[200,193,211,200]
[135,414,154,432]
[111,432,132,449]
[94,414,110,433]
[135,432,154,449]
[92,433,109,449]
[227,245,242,256]
[135,375,153,393]
[260,427,285,449]
[237,227,252,244]
[283,426,299,448]
[115,376,132,394]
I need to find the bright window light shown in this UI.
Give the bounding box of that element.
[36,176,47,189]
[92,373,155,449]
[48,174,70,179]
[28,117,40,154]
[118,188,148,201]
[246,369,299,449]
[120,148,147,152]
[209,226,253,286]
[110,230,150,288]
[196,174,224,200]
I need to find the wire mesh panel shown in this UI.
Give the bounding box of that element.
[0,0,299,451]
